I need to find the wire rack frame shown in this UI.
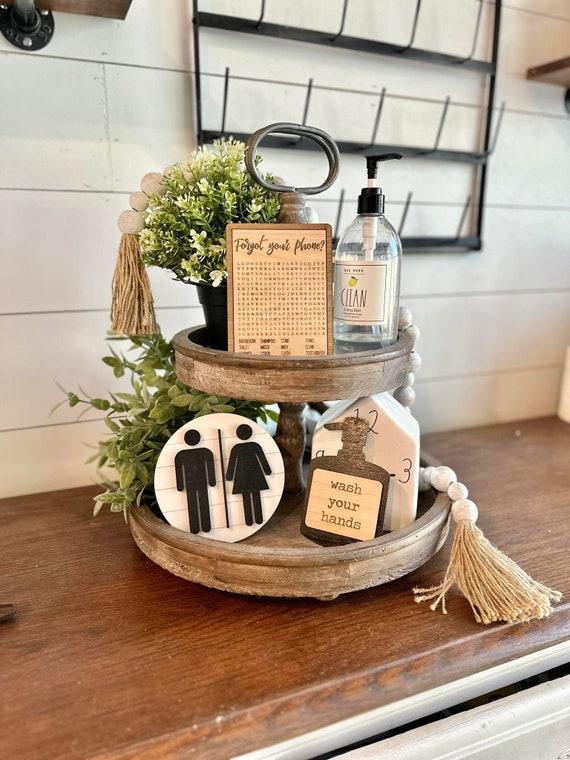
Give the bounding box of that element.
[192,0,503,253]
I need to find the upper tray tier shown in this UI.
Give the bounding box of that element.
[174,326,414,403]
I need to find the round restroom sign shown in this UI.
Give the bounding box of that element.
[154,413,285,542]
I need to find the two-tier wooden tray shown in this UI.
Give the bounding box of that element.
[127,326,451,599]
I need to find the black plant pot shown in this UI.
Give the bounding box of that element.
[196,284,228,350]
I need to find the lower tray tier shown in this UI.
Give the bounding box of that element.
[128,452,449,600]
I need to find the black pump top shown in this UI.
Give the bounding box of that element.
[358,153,402,215]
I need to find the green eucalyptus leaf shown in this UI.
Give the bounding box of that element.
[120,462,137,490]
[91,398,111,411]
[188,396,206,412]
[172,394,194,407]
[59,331,271,517]
[114,393,141,406]
[212,404,236,413]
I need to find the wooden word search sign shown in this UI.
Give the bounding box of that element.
[226,223,333,356]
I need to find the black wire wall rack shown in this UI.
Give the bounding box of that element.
[192,0,503,252]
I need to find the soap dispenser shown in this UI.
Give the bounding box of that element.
[334,153,402,352]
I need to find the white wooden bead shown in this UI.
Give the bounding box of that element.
[451,499,478,524]
[430,466,457,491]
[117,209,145,234]
[162,164,176,177]
[129,191,149,212]
[418,468,431,491]
[408,352,422,372]
[406,324,421,342]
[404,372,415,387]
[448,481,469,501]
[393,386,416,407]
[398,306,413,330]
[423,466,436,484]
[140,172,166,196]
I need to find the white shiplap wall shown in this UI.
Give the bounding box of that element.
[0,0,569,497]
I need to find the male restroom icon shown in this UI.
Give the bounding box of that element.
[174,429,216,534]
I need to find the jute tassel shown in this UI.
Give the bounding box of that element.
[111,210,158,336]
[414,499,562,624]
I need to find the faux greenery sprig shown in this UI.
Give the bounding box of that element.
[139,139,280,287]
[60,334,274,518]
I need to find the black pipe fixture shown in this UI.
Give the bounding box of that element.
[0,0,54,50]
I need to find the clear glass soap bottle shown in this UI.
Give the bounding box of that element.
[334,154,402,353]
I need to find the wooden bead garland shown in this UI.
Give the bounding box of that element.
[406,325,421,342]
[413,465,562,625]
[408,352,422,372]
[430,466,456,491]
[393,306,421,408]
[129,191,149,212]
[110,167,169,337]
[117,209,145,235]
[398,306,413,330]
[451,498,478,523]
[140,171,166,196]
[418,466,433,491]
[448,481,468,501]
[393,385,416,407]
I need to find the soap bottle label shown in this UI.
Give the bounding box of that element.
[334,262,389,325]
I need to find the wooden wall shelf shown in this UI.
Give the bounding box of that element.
[36,0,132,20]
[527,56,570,87]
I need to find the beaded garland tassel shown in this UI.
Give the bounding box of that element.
[110,172,166,336]
[415,464,562,624]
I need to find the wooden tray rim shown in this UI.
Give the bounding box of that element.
[173,326,414,370]
[129,490,450,569]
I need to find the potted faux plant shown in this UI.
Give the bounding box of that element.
[60,334,274,517]
[139,139,280,349]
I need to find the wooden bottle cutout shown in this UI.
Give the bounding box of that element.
[311,394,420,531]
[301,416,391,546]
[154,414,284,543]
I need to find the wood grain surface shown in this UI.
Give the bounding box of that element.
[37,0,132,19]
[526,56,570,87]
[174,326,414,402]
[1,417,569,760]
[226,223,334,356]
[127,468,450,599]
